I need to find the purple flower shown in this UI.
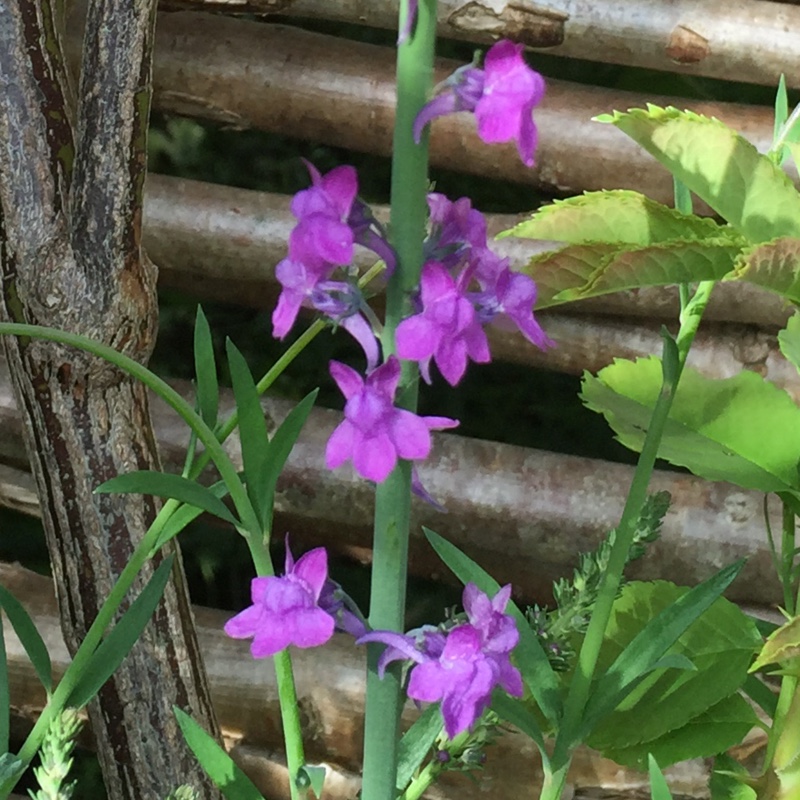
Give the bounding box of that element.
[396,261,491,386]
[224,541,335,658]
[326,356,458,483]
[414,40,545,167]
[319,579,368,638]
[425,193,488,268]
[358,584,523,738]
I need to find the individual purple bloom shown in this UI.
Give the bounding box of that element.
[292,161,358,223]
[272,244,334,339]
[425,193,488,268]
[325,356,458,483]
[414,40,545,167]
[224,541,335,658]
[471,259,553,351]
[357,585,523,738]
[396,261,491,386]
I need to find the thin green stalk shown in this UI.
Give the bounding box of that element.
[275,649,306,800]
[550,281,716,774]
[781,500,796,614]
[400,760,438,800]
[361,3,437,800]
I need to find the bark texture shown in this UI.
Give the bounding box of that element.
[0,2,221,798]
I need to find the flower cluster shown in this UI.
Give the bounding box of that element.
[359,583,523,737]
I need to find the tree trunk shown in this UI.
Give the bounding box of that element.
[0,2,222,797]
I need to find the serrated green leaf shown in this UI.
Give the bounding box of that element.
[424,528,562,726]
[779,313,800,375]
[95,471,239,527]
[750,614,800,672]
[226,340,270,528]
[0,584,51,694]
[396,704,443,791]
[581,357,800,494]
[599,105,800,243]
[710,754,758,800]
[582,565,751,743]
[501,190,729,246]
[732,238,800,304]
[526,238,740,309]
[605,693,758,771]
[194,306,219,429]
[174,708,264,800]
[66,556,175,709]
[648,755,674,800]
[259,391,317,537]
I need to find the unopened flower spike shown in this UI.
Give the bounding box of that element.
[413,40,545,167]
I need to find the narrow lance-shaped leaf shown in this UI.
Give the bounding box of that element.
[194,306,219,430]
[259,390,318,536]
[0,616,8,754]
[500,190,731,246]
[648,755,674,800]
[424,528,562,726]
[580,560,745,737]
[153,479,232,551]
[396,704,443,791]
[226,339,271,528]
[597,105,800,244]
[66,555,176,709]
[174,707,264,800]
[0,584,51,693]
[95,471,239,527]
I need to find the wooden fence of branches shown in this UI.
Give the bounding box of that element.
[2,1,798,797]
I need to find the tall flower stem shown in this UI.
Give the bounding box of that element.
[548,281,716,782]
[361,3,437,800]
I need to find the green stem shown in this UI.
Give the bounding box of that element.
[275,649,306,800]
[361,3,436,800]
[399,760,438,800]
[781,500,796,614]
[551,281,715,773]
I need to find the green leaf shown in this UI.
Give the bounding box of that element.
[297,766,326,798]
[153,480,231,551]
[226,340,271,527]
[732,238,800,304]
[598,105,800,244]
[424,528,562,726]
[194,306,219,429]
[742,674,778,718]
[605,694,758,770]
[779,312,800,375]
[525,238,740,309]
[709,754,758,800]
[750,614,800,672]
[500,190,730,246]
[0,584,51,694]
[95,471,239,527]
[66,556,175,709]
[581,357,800,494]
[0,753,24,786]
[0,616,7,754]
[174,707,264,800]
[648,755,674,800]
[582,564,749,741]
[773,75,789,161]
[491,692,546,752]
[259,390,318,536]
[396,704,443,791]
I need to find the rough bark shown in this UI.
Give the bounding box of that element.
[63,11,796,210]
[0,2,221,798]
[2,561,767,800]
